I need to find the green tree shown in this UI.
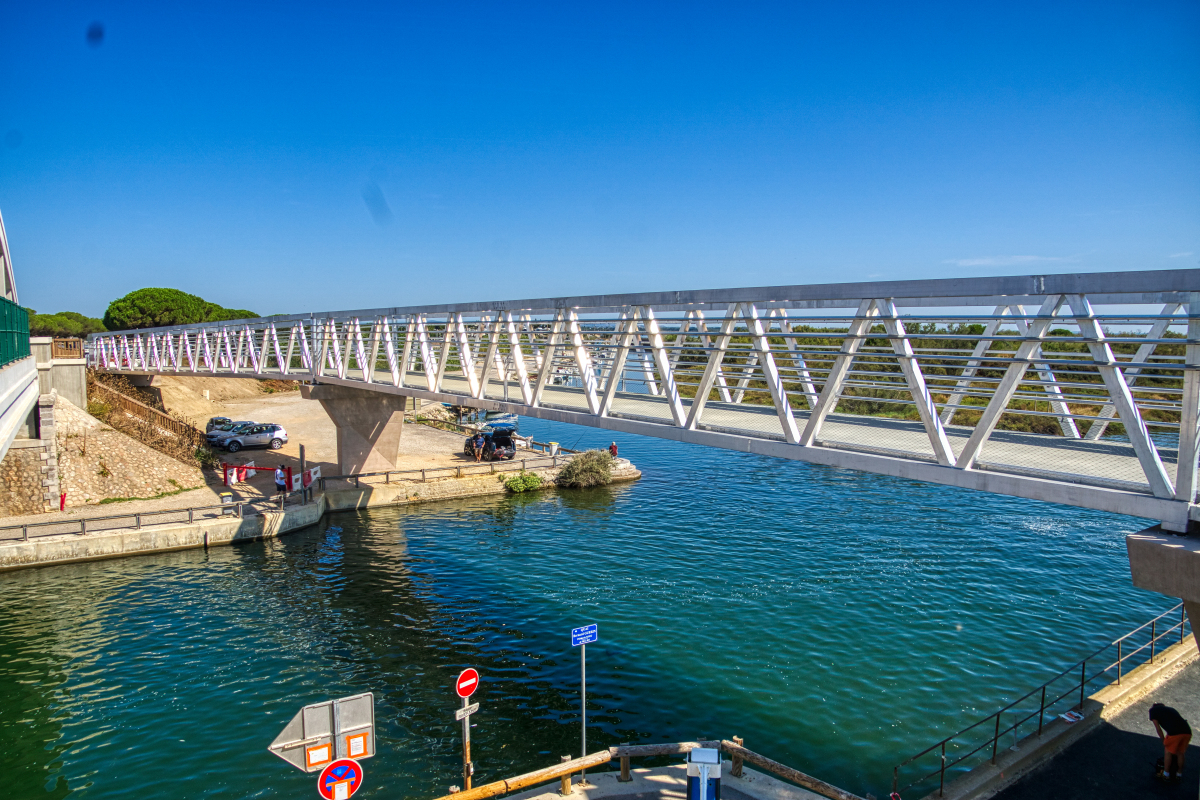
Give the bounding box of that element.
[103,288,258,331]
[28,309,107,337]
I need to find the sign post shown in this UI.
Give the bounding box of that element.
[571,624,599,782]
[455,668,481,790]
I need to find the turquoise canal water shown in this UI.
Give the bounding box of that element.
[0,418,1171,798]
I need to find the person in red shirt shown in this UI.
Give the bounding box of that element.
[608,442,618,458]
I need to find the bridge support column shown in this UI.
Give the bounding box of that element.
[300,384,406,475]
[1127,528,1200,650]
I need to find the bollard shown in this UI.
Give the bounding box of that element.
[237,503,244,520]
[618,743,631,782]
[731,736,744,777]
[80,519,87,535]
[422,469,426,483]
[135,514,142,530]
[522,459,526,472]
[457,466,462,478]
[188,508,194,523]
[559,755,572,796]
[21,525,28,542]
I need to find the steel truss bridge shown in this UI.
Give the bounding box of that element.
[89,270,1200,530]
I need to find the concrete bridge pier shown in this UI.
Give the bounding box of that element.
[300,384,407,474]
[1127,529,1200,650]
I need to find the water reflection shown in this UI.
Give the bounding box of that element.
[0,419,1164,799]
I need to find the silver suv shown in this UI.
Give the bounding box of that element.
[223,424,288,453]
[206,422,255,446]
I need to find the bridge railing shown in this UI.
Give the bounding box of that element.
[891,603,1192,798]
[83,270,1200,526]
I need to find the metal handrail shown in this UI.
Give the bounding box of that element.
[0,501,248,542]
[320,452,572,489]
[892,603,1191,797]
[0,487,318,543]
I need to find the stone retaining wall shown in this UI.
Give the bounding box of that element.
[53,394,206,507]
[0,443,51,516]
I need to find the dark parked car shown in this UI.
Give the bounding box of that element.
[206,416,233,433]
[463,427,517,461]
[223,424,289,453]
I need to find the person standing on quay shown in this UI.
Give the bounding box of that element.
[609,441,618,459]
[275,465,288,497]
[1150,703,1191,783]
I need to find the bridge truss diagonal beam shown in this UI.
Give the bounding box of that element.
[89,268,1200,531]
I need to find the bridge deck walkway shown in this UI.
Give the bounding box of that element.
[384,369,1170,497]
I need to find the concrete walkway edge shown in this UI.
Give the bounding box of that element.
[926,636,1199,800]
[0,496,328,570]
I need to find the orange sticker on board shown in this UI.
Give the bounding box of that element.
[345,731,370,759]
[306,742,333,769]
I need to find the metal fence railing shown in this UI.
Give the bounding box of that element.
[320,452,573,489]
[0,488,317,543]
[892,604,1192,798]
[89,381,206,448]
[0,501,247,542]
[0,296,30,369]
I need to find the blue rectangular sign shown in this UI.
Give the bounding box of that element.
[571,624,598,646]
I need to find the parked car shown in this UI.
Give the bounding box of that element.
[206,421,256,445]
[462,427,517,461]
[206,416,232,433]
[223,424,288,453]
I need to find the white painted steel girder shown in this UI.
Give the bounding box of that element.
[87,269,1200,530]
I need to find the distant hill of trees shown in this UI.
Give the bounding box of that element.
[28,310,107,337]
[26,288,259,335]
[103,288,257,331]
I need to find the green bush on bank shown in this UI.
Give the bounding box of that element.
[505,471,543,493]
[555,450,613,488]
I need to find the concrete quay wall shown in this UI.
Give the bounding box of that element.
[0,464,641,570]
[325,463,642,511]
[0,496,326,571]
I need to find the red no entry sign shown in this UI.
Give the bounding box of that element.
[456,668,480,698]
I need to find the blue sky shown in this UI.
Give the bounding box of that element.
[2,1,1198,318]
